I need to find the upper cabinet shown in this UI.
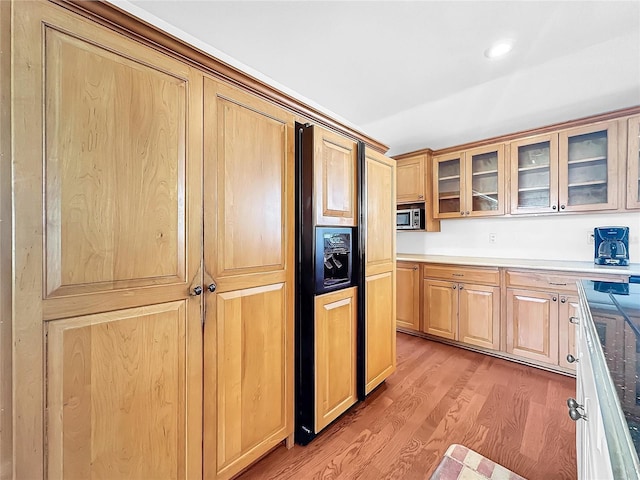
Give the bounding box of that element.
[397,156,425,203]
[433,143,505,218]
[510,120,618,214]
[312,126,358,226]
[627,115,640,209]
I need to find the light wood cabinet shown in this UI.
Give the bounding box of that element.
[312,126,358,226]
[397,156,425,203]
[433,143,505,219]
[203,77,294,480]
[314,287,358,433]
[396,262,421,331]
[12,2,204,478]
[423,266,500,349]
[627,115,640,209]
[510,120,619,214]
[363,148,396,395]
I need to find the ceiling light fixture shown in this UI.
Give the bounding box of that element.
[484,41,514,59]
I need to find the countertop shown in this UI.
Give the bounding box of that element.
[580,279,640,474]
[396,254,640,276]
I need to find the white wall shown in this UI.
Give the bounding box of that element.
[397,212,640,263]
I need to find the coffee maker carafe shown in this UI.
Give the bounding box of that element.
[594,227,629,266]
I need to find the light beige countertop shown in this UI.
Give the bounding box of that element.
[396,254,640,276]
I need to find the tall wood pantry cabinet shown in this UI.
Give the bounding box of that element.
[6,2,294,479]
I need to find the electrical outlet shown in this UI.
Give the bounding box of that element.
[489,233,497,244]
[587,231,594,245]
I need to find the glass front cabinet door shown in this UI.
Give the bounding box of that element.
[627,115,640,209]
[433,145,504,219]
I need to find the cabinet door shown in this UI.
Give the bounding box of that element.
[433,152,465,218]
[558,295,579,370]
[313,126,358,226]
[627,115,640,209]
[46,302,201,480]
[559,121,618,211]
[458,283,500,350]
[506,289,559,365]
[510,134,559,214]
[13,2,203,477]
[396,262,420,331]
[364,148,396,394]
[203,77,294,480]
[423,279,458,340]
[315,287,358,432]
[465,144,505,216]
[396,155,425,203]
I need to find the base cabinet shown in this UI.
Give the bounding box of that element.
[396,262,421,331]
[314,287,358,433]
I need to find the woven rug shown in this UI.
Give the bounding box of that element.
[429,444,527,480]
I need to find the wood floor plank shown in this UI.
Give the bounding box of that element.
[236,334,577,480]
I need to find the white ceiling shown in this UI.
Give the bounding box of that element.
[114,1,640,155]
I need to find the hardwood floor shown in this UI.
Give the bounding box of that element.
[236,333,577,480]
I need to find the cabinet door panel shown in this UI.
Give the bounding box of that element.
[365,272,396,394]
[423,279,457,340]
[46,300,201,480]
[458,284,499,350]
[315,287,358,432]
[203,77,294,480]
[627,115,640,209]
[397,262,420,331]
[506,289,558,364]
[433,152,464,218]
[396,156,425,203]
[313,128,357,226]
[466,144,505,216]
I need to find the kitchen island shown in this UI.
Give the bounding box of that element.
[575,279,640,479]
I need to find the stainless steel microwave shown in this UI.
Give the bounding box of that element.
[396,208,425,230]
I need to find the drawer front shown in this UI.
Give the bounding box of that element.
[506,270,627,293]
[423,264,499,285]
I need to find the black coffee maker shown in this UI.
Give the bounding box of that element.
[594,226,629,266]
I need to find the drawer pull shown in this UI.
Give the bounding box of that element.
[566,354,578,364]
[569,316,580,325]
[452,273,464,277]
[549,282,567,286]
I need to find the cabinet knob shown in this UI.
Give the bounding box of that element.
[560,204,566,210]
[566,354,578,364]
[569,316,580,325]
[418,195,424,199]
[560,297,566,303]
[552,205,557,210]
[568,408,587,422]
[452,285,457,290]
[207,282,217,293]
[460,211,465,216]
[413,266,418,271]
[192,286,203,296]
[459,285,464,290]
[552,296,557,302]
[465,211,470,216]
[567,397,583,410]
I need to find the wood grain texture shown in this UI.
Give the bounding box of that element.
[313,126,358,226]
[423,280,457,340]
[315,287,358,432]
[235,333,577,480]
[396,157,425,204]
[0,1,11,477]
[396,263,421,332]
[458,283,500,350]
[423,265,499,286]
[626,115,640,209]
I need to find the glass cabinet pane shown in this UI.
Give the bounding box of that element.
[516,141,551,208]
[566,130,608,206]
[437,158,461,214]
[470,151,499,212]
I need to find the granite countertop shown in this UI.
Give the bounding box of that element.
[396,254,640,276]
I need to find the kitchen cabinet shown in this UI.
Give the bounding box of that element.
[432,143,505,219]
[363,147,396,395]
[203,77,294,480]
[12,2,204,477]
[312,125,358,226]
[627,114,640,209]
[314,287,358,432]
[558,295,579,371]
[510,120,619,214]
[396,262,421,332]
[423,265,500,349]
[397,155,425,203]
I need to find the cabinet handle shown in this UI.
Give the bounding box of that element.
[560,204,566,210]
[192,286,203,296]
[418,195,424,199]
[552,296,557,302]
[567,398,583,410]
[460,211,464,216]
[569,408,587,421]
[549,282,567,286]
[459,285,464,290]
[452,285,457,290]
[552,205,557,210]
[569,316,580,325]
[566,354,578,364]
[560,297,566,303]
[207,282,217,293]
[452,273,464,277]
[412,266,418,271]
[465,211,470,216]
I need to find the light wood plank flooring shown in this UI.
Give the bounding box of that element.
[237,332,577,480]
